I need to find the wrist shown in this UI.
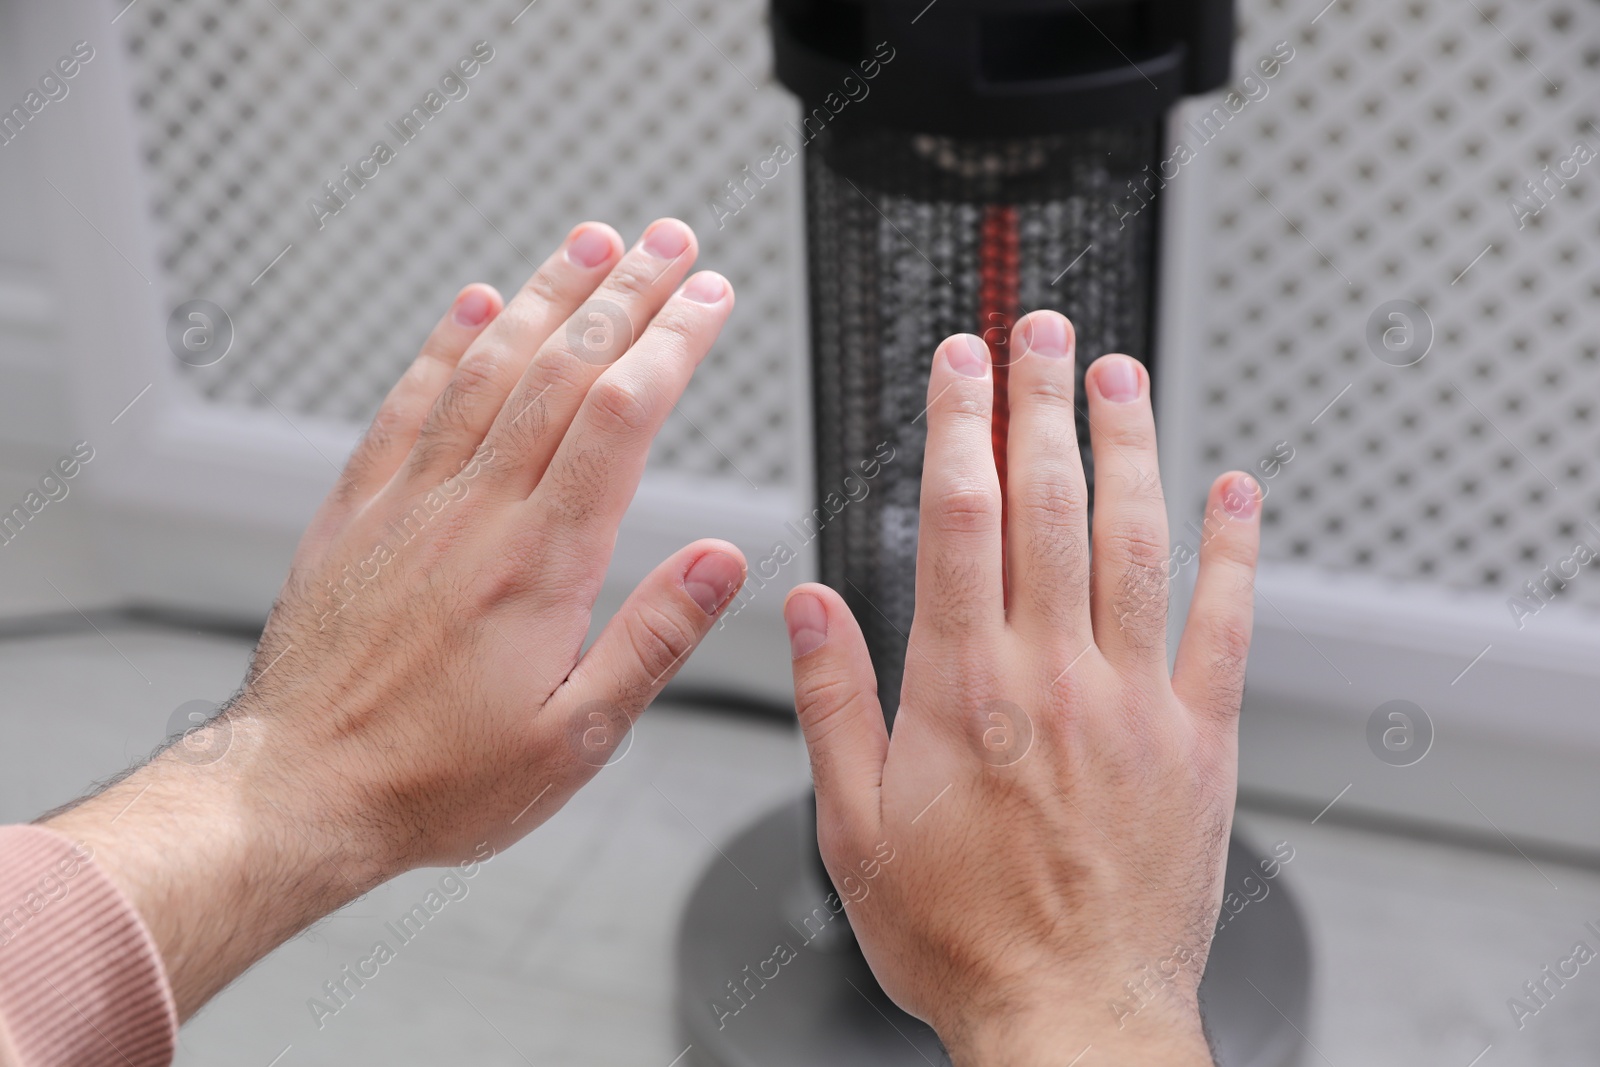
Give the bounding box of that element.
[44,714,384,1017]
[939,986,1212,1067]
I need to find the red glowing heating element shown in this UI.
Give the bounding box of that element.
[978,204,1020,558]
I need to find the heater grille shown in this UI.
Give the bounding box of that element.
[1193,0,1600,611]
[118,0,801,485]
[805,126,1161,714]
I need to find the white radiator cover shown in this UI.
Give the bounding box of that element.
[1157,0,1600,854]
[11,0,1600,847]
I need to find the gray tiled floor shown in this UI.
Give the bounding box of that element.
[4,623,1600,1065]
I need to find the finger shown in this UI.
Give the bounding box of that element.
[480,218,700,498]
[404,222,624,485]
[1173,472,1262,722]
[1004,311,1091,646]
[554,542,747,750]
[300,284,502,555]
[1085,354,1170,673]
[786,584,888,852]
[518,271,733,598]
[912,334,1005,646]
[343,285,502,500]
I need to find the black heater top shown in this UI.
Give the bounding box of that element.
[771,0,1235,136]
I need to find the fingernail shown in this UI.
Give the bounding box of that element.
[1224,475,1261,519]
[946,334,990,378]
[566,226,615,269]
[786,592,828,659]
[1022,313,1071,359]
[453,289,495,327]
[682,272,727,304]
[1095,357,1142,402]
[643,220,691,260]
[684,551,743,615]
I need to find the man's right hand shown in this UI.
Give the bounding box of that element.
[784,313,1261,1063]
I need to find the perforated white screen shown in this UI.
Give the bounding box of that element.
[1193,0,1600,607]
[119,0,801,486]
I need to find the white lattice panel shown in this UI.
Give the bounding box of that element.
[1195,0,1600,608]
[119,0,801,486]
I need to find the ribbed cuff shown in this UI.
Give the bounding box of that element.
[0,824,176,1067]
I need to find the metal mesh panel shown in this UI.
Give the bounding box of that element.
[805,125,1161,716]
[118,0,800,485]
[1195,0,1600,607]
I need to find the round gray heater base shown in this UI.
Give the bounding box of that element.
[675,795,1310,1067]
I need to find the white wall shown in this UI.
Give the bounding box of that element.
[0,13,115,616]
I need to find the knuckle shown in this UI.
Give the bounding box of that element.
[1208,615,1255,681]
[1104,463,1165,505]
[532,345,595,398]
[519,266,567,308]
[416,330,464,369]
[1017,374,1077,411]
[604,256,658,300]
[403,344,450,388]
[1103,522,1169,638]
[796,671,866,741]
[626,602,696,679]
[419,361,497,446]
[928,482,1001,537]
[646,306,704,354]
[1100,414,1156,452]
[564,299,634,365]
[448,350,504,399]
[940,389,992,424]
[586,376,655,438]
[1102,521,1167,573]
[1185,612,1252,718]
[1211,527,1261,571]
[1013,476,1086,534]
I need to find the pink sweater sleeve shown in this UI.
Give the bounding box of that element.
[0,825,176,1067]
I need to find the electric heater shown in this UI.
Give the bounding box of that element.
[674,3,1309,1066]
[781,0,1227,714]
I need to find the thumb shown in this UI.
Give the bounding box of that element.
[785,584,887,851]
[559,540,746,733]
